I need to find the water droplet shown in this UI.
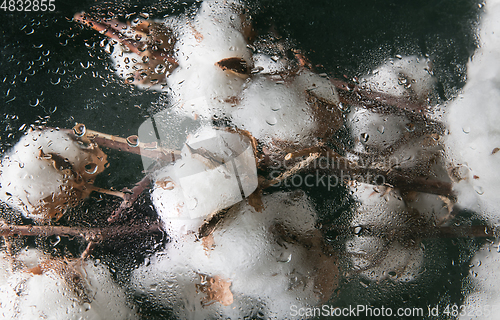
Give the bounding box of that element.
[187,197,198,210]
[126,135,139,147]
[377,125,385,134]
[474,185,484,195]
[84,163,98,175]
[50,236,61,246]
[73,123,86,137]
[462,126,471,134]
[80,61,90,69]
[266,116,277,126]
[29,98,39,107]
[360,132,369,142]
[270,104,281,111]
[50,77,60,85]
[278,252,292,263]
[155,64,166,74]
[354,226,362,235]
[405,123,415,132]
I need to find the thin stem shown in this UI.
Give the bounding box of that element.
[108,175,152,223]
[262,146,454,198]
[58,126,181,162]
[0,221,162,242]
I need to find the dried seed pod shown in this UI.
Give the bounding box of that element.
[0,129,108,222]
[74,12,178,90]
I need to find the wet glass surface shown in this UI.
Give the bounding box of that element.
[0,0,495,319]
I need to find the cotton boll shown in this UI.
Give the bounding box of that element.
[252,53,288,74]
[132,191,338,319]
[0,129,107,222]
[361,55,434,101]
[459,241,500,320]
[347,105,444,174]
[444,89,500,223]
[0,248,138,320]
[168,0,252,119]
[151,126,258,240]
[443,0,500,224]
[230,75,318,144]
[346,183,424,282]
[347,106,410,153]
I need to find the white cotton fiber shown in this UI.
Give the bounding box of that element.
[459,241,500,320]
[443,0,500,224]
[360,55,435,100]
[230,75,316,143]
[347,106,410,153]
[151,126,258,240]
[133,191,337,319]
[346,183,425,282]
[0,129,106,221]
[168,0,252,119]
[0,248,137,320]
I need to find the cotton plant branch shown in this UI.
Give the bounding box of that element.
[0,220,163,242]
[59,124,181,162]
[107,175,152,223]
[262,146,454,198]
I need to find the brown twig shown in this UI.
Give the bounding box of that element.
[331,78,428,112]
[262,146,454,198]
[58,125,180,162]
[108,175,152,223]
[0,221,162,242]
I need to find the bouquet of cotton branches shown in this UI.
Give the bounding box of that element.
[0,0,498,319]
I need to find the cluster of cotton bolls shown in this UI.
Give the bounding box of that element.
[0,248,137,319]
[442,0,500,226]
[344,54,455,282]
[72,1,343,317]
[149,125,258,239]
[440,0,500,318]
[5,0,497,318]
[347,55,440,169]
[0,128,108,222]
[132,191,338,319]
[345,182,451,283]
[94,0,341,146]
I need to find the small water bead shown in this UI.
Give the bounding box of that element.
[266,116,277,126]
[405,123,415,132]
[72,123,86,137]
[377,125,385,134]
[360,132,369,142]
[187,197,198,210]
[462,126,471,134]
[85,163,98,175]
[270,104,281,111]
[126,135,139,147]
[474,185,484,195]
[29,98,40,107]
[155,64,166,74]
